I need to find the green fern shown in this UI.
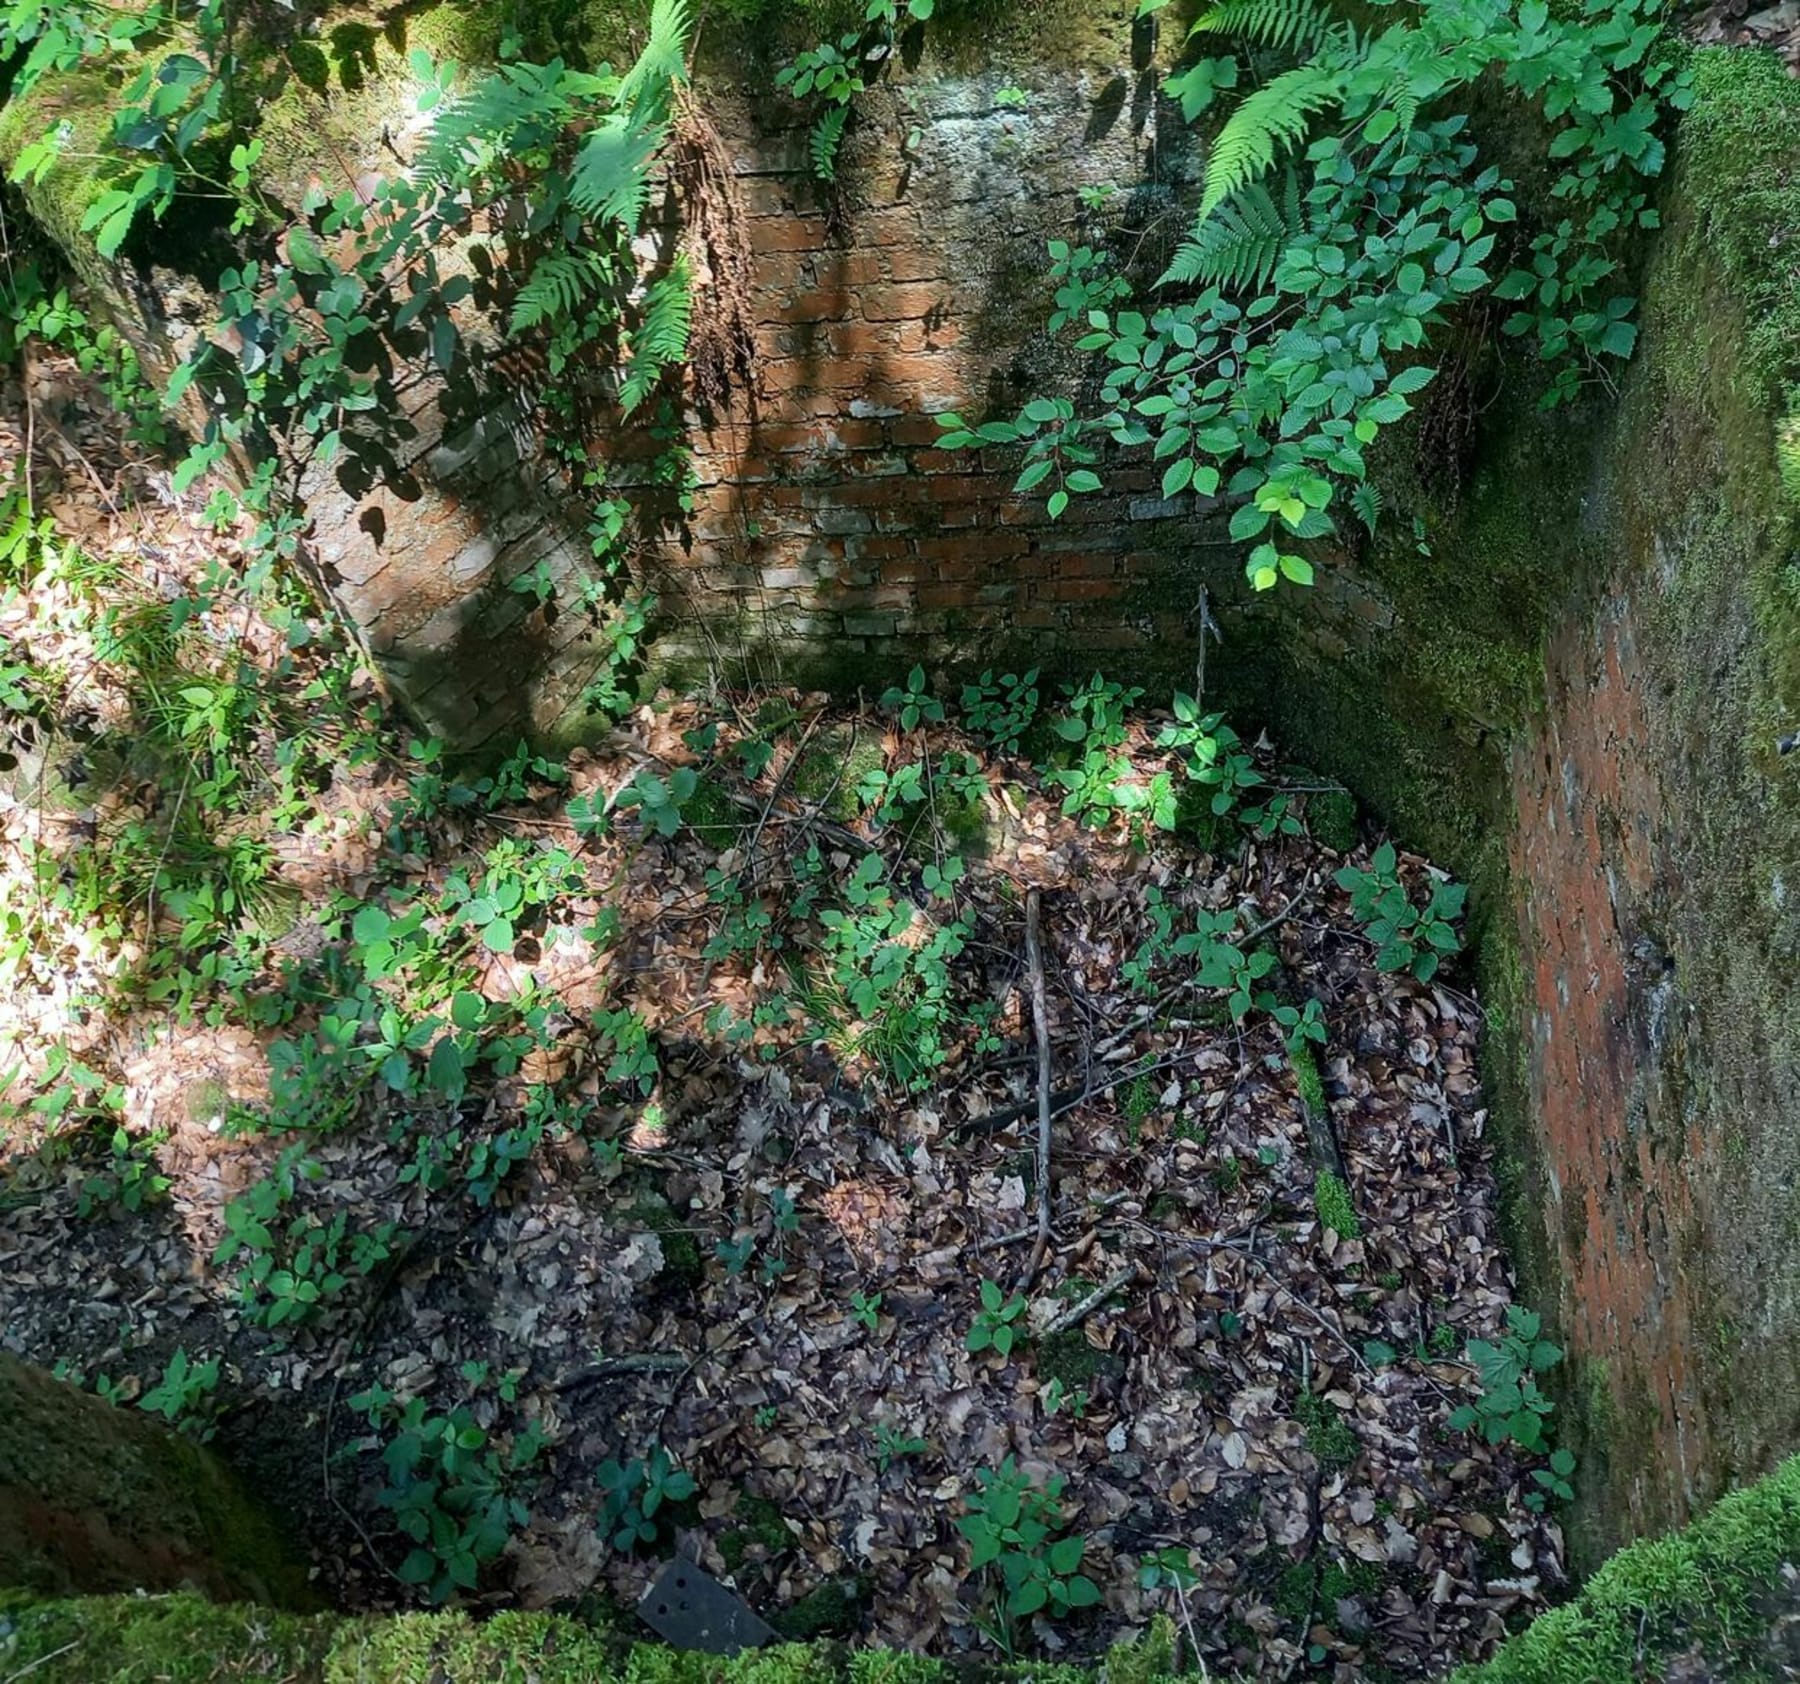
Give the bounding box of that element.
[1350,481,1383,534]
[510,249,613,334]
[617,0,691,125]
[1200,61,1342,220]
[618,258,692,414]
[569,118,662,230]
[1192,0,1332,55]
[1162,169,1299,290]
[810,105,850,183]
[414,60,584,189]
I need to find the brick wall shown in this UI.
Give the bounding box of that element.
[297,19,1217,752]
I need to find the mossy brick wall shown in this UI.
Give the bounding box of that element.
[1,0,1212,752]
[1207,45,1800,1569]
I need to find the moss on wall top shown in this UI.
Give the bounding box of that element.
[9,1448,1800,1682]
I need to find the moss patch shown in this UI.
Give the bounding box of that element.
[1035,1329,1123,1393]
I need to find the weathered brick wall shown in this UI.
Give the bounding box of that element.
[1205,49,1800,1566]
[294,9,1217,752]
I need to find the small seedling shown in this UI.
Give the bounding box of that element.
[959,1457,1100,1646]
[1528,1446,1578,1511]
[880,664,945,731]
[1334,842,1466,981]
[875,1421,927,1472]
[1138,1544,1198,1593]
[596,1444,697,1552]
[1448,1305,1563,1452]
[138,1348,221,1440]
[967,1278,1027,1358]
[1041,1377,1088,1419]
[850,1290,882,1332]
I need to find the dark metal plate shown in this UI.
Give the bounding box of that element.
[637,1556,777,1654]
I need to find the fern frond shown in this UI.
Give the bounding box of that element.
[1350,480,1382,534]
[1200,62,1342,219]
[1192,0,1332,55]
[810,105,850,182]
[415,60,576,189]
[1161,171,1298,290]
[510,249,613,334]
[619,258,692,414]
[617,0,692,125]
[569,117,661,231]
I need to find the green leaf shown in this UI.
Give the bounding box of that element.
[1064,1573,1102,1607]
[1162,457,1195,499]
[451,990,485,1031]
[352,906,390,946]
[427,1036,467,1097]
[1048,1535,1084,1574]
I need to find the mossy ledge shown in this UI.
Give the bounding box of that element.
[7,1451,1800,1681]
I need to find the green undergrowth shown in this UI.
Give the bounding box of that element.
[10,1447,1800,1683]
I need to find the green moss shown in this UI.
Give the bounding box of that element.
[1291,1048,1327,1117]
[1035,1329,1122,1391]
[772,1578,864,1641]
[1294,1388,1358,1475]
[792,731,886,824]
[1312,1168,1359,1241]
[1449,1451,1800,1682]
[719,1494,792,1573]
[1304,786,1359,853]
[0,1354,311,1609]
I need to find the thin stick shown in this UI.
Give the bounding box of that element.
[1020,887,1053,1290]
[4,1642,80,1684]
[556,1352,690,1390]
[1041,1265,1135,1337]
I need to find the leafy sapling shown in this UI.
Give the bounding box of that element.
[616,768,698,838]
[1335,842,1466,981]
[966,1278,1027,1358]
[597,1444,698,1552]
[850,1290,883,1332]
[875,1420,928,1472]
[880,664,945,731]
[138,1348,222,1440]
[1448,1305,1563,1453]
[959,1457,1100,1645]
[960,668,1039,749]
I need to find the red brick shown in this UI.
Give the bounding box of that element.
[865,208,925,246]
[1039,578,1122,602]
[919,582,982,609]
[861,284,945,322]
[897,319,963,353]
[751,216,832,252]
[771,289,854,325]
[827,322,904,358]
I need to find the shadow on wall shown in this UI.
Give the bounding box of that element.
[293,21,1220,751]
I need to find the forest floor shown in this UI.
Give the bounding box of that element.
[0,349,1566,1682]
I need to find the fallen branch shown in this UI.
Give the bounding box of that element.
[1041,1265,1136,1337]
[557,1352,691,1391]
[1019,887,1054,1291]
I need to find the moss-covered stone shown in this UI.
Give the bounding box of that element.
[0,1353,311,1610]
[1303,786,1358,854]
[718,1494,792,1573]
